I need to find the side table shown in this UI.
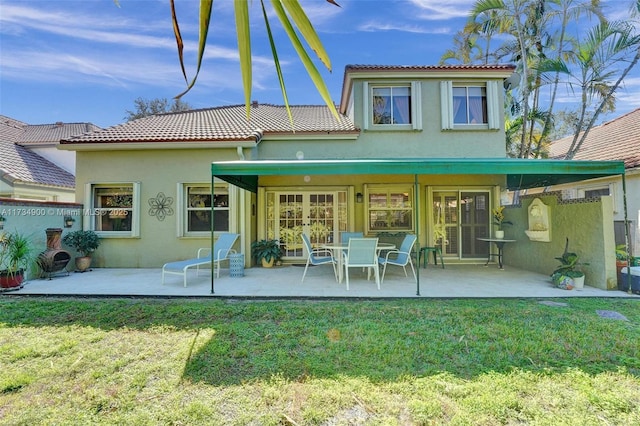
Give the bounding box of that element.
[419,246,444,269]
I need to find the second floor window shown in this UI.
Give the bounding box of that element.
[441,81,500,130]
[372,86,411,125]
[453,86,487,124]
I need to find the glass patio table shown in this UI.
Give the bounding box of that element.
[477,238,516,270]
[321,241,395,283]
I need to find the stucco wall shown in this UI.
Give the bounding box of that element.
[505,194,616,290]
[75,148,245,268]
[0,198,83,277]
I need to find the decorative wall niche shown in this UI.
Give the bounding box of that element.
[524,198,551,242]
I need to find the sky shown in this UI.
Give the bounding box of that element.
[1,0,639,129]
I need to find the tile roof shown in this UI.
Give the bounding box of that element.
[19,122,101,145]
[549,108,640,169]
[0,139,75,188]
[344,64,517,73]
[61,104,358,144]
[0,115,77,188]
[0,115,101,146]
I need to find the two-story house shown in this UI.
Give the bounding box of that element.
[61,65,625,290]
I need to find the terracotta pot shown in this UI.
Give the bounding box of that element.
[0,270,24,289]
[75,256,93,272]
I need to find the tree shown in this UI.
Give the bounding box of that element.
[562,14,640,159]
[460,0,639,159]
[124,97,192,122]
[169,0,340,123]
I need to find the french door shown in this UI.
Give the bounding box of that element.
[432,191,490,259]
[265,190,347,260]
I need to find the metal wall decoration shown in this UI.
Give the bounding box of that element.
[148,192,174,221]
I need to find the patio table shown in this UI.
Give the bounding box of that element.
[322,242,395,283]
[477,238,516,270]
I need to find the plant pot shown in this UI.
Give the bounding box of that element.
[552,273,574,290]
[0,269,24,290]
[261,257,275,268]
[495,230,504,239]
[572,274,585,291]
[75,256,92,272]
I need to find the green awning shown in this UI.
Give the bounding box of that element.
[212,158,625,192]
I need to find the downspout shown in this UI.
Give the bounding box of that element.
[237,146,245,160]
[622,172,632,294]
[415,174,420,296]
[211,173,216,294]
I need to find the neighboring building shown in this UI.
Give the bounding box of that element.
[60,64,624,290]
[0,115,82,202]
[547,108,640,254]
[17,120,101,175]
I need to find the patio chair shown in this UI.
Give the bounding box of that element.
[378,233,417,284]
[301,234,338,283]
[340,232,363,243]
[342,238,380,291]
[162,233,239,287]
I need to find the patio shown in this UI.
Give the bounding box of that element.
[5,263,637,299]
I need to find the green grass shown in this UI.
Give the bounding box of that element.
[0,297,639,425]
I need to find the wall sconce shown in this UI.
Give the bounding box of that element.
[64,216,75,228]
[356,192,363,203]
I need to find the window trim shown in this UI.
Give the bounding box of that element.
[177,181,235,238]
[84,182,140,238]
[363,81,422,130]
[441,80,500,130]
[364,184,415,234]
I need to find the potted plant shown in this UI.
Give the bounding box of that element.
[0,231,34,290]
[551,238,588,290]
[251,239,282,267]
[492,206,512,239]
[62,230,100,272]
[616,244,638,290]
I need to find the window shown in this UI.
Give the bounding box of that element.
[372,86,411,125]
[363,82,422,130]
[182,183,230,236]
[87,183,140,237]
[365,185,413,233]
[441,81,500,130]
[453,86,487,124]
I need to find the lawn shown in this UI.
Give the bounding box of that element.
[1,297,639,425]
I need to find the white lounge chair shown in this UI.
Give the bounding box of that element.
[162,233,239,287]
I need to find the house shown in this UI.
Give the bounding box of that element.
[0,115,81,202]
[60,64,625,291]
[547,108,640,256]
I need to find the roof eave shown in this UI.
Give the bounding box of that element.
[58,140,260,151]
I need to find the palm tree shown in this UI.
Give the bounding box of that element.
[563,16,640,159]
[471,0,540,158]
[533,0,605,158]
[169,0,341,122]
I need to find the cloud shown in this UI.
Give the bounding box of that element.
[358,21,452,34]
[407,0,474,20]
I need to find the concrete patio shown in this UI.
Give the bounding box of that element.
[4,262,637,299]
